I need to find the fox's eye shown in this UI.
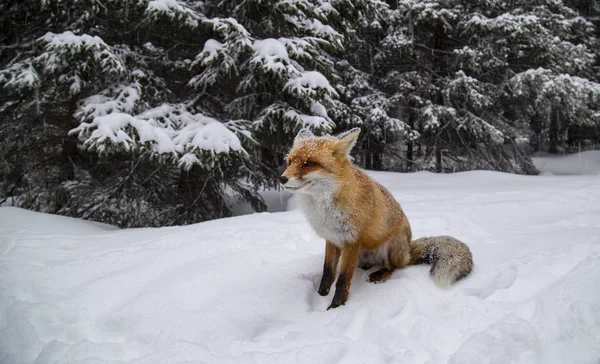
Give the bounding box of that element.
[304,160,315,167]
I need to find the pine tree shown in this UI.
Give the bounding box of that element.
[0,0,266,226]
[372,0,599,172]
[190,0,387,180]
[459,0,599,153]
[0,0,390,226]
[2,0,599,226]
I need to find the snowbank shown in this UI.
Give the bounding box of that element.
[532,150,600,175]
[1,170,600,363]
[230,189,292,216]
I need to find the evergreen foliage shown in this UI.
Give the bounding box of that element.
[2,0,599,226]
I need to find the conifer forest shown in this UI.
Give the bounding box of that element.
[1,0,599,227]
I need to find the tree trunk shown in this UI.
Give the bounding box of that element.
[372,151,382,170]
[435,147,442,173]
[406,108,415,171]
[62,98,81,179]
[549,107,558,154]
[406,141,413,171]
[385,0,398,10]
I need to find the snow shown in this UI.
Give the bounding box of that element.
[205,17,251,39]
[231,189,291,216]
[72,102,244,165]
[421,104,441,129]
[310,100,328,117]
[74,111,179,154]
[250,38,292,74]
[253,39,290,62]
[285,71,339,98]
[463,13,543,37]
[510,68,600,112]
[2,159,600,363]
[39,31,107,50]
[198,39,224,65]
[297,71,333,89]
[316,1,337,16]
[277,37,315,60]
[532,150,600,175]
[283,108,334,130]
[77,83,141,119]
[0,59,39,90]
[187,121,243,154]
[145,0,200,28]
[35,31,125,77]
[302,18,342,46]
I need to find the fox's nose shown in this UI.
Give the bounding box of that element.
[279,176,289,184]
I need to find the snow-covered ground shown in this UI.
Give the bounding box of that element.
[532,150,600,176]
[2,156,600,364]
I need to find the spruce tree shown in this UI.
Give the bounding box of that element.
[372,0,599,172]
[0,0,265,226]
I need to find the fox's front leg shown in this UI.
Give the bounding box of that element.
[328,243,361,310]
[318,241,341,296]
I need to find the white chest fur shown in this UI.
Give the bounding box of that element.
[296,193,355,247]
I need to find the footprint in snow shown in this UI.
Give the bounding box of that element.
[298,273,323,312]
[462,264,518,299]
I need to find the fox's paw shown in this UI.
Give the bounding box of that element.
[327,296,346,310]
[368,268,392,284]
[317,287,330,296]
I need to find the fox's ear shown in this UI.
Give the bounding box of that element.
[293,128,314,146]
[334,128,360,157]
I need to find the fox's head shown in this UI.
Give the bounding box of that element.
[280,128,360,194]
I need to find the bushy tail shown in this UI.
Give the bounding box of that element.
[409,236,473,288]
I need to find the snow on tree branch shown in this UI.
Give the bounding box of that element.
[36,31,125,76]
[254,102,334,132]
[34,31,125,95]
[0,58,40,91]
[71,99,248,170]
[509,68,600,127]
[249,38,298,77]
[145,0,203,28]
[445,71,492,111]
[284,71,338,98]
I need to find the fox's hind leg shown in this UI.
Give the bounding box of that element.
[358,250,380,270]
[368,230,411,284]
[366,242,394,283]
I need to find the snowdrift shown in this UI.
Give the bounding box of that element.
[532,150,600,176]
[1,169,600,364]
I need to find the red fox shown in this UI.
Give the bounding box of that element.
[280,128,473,309]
